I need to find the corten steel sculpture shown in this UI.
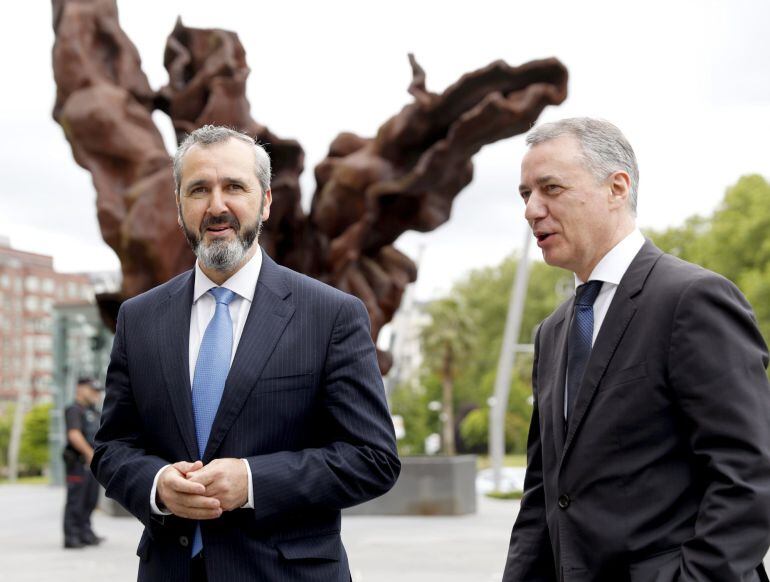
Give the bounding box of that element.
[51,0,568,372]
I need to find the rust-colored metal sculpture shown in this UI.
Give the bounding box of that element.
[52,0,568,372]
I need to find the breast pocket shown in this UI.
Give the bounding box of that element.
[600,360,648,391]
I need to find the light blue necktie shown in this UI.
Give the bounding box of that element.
[191,286,236,557]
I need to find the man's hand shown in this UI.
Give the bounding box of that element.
[157,461,222,520]
[186,458,249,511]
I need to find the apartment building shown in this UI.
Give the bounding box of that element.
[0,237,95,401]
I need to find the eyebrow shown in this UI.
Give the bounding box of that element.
[184,178,209,193]
[519,175,561,193]
[184,177,249,192]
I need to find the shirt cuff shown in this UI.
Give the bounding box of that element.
[150,464,173,515]
[241,458,254,509]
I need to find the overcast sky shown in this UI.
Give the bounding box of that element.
[1,0,768,300]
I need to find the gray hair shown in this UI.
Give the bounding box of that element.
[173,125,272,195]
[526,117,639,214]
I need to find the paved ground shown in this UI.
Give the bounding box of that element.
[0,484,516,582]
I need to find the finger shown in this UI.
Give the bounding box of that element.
[172,505,223,520]
[166,472,207,495]
[176,493,221,511]
[186,466,218,487]
[173,460,203,475]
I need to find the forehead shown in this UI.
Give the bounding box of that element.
[521,135,587,180]
[180,139,256,182]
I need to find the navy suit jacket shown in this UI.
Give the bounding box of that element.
[92,250,401,582]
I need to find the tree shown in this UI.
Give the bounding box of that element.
[390,253,571,455]
[648,174,770,342]
[420,297,476,455]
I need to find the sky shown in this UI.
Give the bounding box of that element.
[1,0,768,300]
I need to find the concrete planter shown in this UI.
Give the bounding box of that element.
[345,454,477,516]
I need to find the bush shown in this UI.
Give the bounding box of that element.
[459,408,527,453]
[19,403,52,476]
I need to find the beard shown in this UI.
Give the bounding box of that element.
[180,212,262,273]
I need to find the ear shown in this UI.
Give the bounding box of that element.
[261,188,272,222]
[608,171,631,210]
[175,193,183,228]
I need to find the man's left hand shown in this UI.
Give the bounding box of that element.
[186,458,249,511]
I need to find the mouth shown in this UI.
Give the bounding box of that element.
[534,231,555,244]
[205,224,234,236]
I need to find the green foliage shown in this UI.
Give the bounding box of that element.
[390,251,571,456]
[390,377,439,456]
[459,408,528,453]
[647,174,770,342]
[19,403,52,476]
[0,405,12,469]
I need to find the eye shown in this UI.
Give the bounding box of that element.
[188,186,207,196]
[520,190,531,202]
[227,183,244,191]
[544,184,563,194]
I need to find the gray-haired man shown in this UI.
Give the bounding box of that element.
[504,117,770,581]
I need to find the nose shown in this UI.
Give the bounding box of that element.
[207,186,228,216]
[524,191,547,225]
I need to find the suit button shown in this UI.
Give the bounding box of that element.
[179,536,189,547]
[558,494,571,509]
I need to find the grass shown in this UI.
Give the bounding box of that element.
[0,475,49,485]
[476,454,527,470]
[486,490,524,500]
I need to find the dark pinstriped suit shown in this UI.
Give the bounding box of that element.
[92,249,401,582]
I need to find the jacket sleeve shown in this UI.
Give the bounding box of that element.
[668,274,770,581]
[244,294,401,520]
[91,304,169,528]
[503,325,558,582]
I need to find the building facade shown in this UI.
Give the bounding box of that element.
[0,237,95,402]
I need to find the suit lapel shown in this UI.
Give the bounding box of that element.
[550,307,571,459]
[203,252,295,462]
[560,240,663,463]
[157,271,199,461]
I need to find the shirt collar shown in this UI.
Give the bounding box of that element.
[575,228,645,288]
[193,246,263,303]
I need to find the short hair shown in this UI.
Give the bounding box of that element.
[526,117,639,214]
[173,125,272,195]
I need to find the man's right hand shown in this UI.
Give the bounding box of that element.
[156,461,222,520]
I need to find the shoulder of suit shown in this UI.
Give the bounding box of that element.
[120,269,193,313]
[650,251,734,293]
[271,262,362,307]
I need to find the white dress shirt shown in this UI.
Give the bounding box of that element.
[150,249,262,514]
[564,228,645,417]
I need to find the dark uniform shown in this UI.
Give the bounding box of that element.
[63,400,101,546]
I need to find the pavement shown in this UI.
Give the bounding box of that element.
[4,485,768,582]
[0,484,516,582]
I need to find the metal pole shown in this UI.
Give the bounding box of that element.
[49,312,69,487]
[490,229,532,491]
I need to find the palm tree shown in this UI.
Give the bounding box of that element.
[421,297,476,455]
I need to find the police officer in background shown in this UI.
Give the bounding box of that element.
[63,377,105,549]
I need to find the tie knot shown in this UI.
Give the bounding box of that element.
[575,280,603,306]
[208,287,236,306]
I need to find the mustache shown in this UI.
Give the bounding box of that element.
[201,213,241,231]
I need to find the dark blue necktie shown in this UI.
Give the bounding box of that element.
[190,286,236,557]
[566,281,603,422]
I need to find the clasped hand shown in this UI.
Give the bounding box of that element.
[156,458,248,520]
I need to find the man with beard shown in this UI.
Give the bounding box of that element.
[92,125,400,582]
